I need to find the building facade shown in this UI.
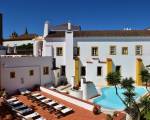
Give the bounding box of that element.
[33,22,150,87]
[0,56,54,94]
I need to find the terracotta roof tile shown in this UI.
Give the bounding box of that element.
[4,34,38,41]
[46,30,150,38]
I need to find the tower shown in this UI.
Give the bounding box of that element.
[0,13,3,45]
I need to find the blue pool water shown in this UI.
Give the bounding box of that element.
[93,86,147,110]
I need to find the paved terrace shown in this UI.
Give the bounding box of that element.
[0,91,126,120]
[17,91,107,120]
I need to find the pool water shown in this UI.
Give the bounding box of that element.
[93,86,147,110]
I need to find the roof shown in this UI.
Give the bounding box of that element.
[46,30,150,38]
[47,31,65,38]
[49,23,81,31]
[4,33,38,41]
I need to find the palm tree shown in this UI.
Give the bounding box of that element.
[140,96,150,118]
[121,77,135,90]
[106,72,121,95]
[121,77,141,120]
[141,68,150,92]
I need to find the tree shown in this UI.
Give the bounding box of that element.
[141,68,150,92]
[106,72,121,95]
[140,96,150,119]
[121,77,141,120]
[123,89,135,107]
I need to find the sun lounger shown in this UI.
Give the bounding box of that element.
[46,101,58,106]
[32,115,46,120]
[17,108,33,115]
[9,100,20,105]
[40,98,51,103]
[53,104,65,111]
[55,107,74,118]
[61,107,73,114]
[32,93,40,97]
[12,104,27,110]
[6,97,17,102]
[10,102,23,107]
[24,112,39,119]
[22,110,35,116]
[35,95,45,100]
[18,88,31,95]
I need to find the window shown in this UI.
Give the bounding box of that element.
[135,45,142,55]
[97,66,102,76]
[110,46,116,55]
[74,47,80,56]
[29,70,34,76]
[122,47,128,55]
[56,47,63,56]
[43,66,49,75]
[10,72,15,79]
[61,65,66,76]
[91,47,98,56]
[81,66,86,76]
[116,66,121,73]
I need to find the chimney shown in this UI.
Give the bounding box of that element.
[43,21,49,37]
[68,21,71,30]
[0,13,3,45]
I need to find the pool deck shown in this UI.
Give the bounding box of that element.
[0,90,127,120]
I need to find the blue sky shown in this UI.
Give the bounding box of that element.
[0,0,150,38]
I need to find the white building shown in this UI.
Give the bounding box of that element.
[0,55,54,94]
[33,21,150,88]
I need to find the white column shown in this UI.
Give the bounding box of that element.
[43,21,49,37]
[81,77,86,91]
[7,46,11,54]
[70,76,75,88]
[65,31,74,83]
[13,44,17,54]
[82,83,88,100]
[33,40,39,56]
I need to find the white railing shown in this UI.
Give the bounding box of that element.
[40,86,94,111]
[0,55,32,58]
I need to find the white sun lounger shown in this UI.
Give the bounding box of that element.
[9,101,21,105]
[40,98,51,103]
[24,112,39,119]
[54,104,65,110]
[6,97,17,102]
[35,117,46,120]
[17,108,32,114]
[36,95,45,99]
[61,107,73,114]
[47,101,57,106]
[32,93,40,97]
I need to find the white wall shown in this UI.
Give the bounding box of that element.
[86,60,107,86]
[0,56,53,94]
[42,35,150,87]
[75,37,150,86]
[3,40,33,47]
[43,38,65,67]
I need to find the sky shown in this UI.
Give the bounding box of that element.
[0,0,150,38]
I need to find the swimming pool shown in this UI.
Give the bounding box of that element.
[93,86,147,110]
